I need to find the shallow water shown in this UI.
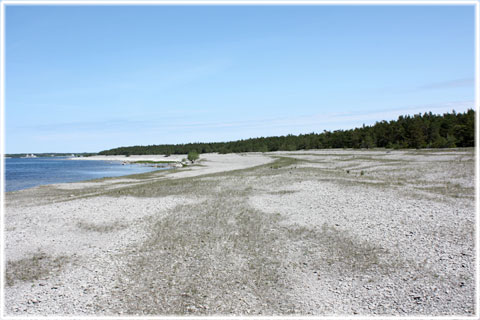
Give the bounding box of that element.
[5,157,163,192]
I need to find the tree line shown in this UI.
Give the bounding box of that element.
[98,109,475,156]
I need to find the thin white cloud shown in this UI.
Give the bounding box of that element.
[417,78,474,90]
[20,100,474,135]
[13,100,473,151]
[169,100,475,132]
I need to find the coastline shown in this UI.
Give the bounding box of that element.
[5,157,168,193]
[4,149,476,316]
[68,154,186,163]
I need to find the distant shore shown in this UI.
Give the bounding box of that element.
[69,154,185,162]
[68,153,274,178]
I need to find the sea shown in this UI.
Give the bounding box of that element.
[4,157,163,192]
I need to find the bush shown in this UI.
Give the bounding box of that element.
[188,151,199,163]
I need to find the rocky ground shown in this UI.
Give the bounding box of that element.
[3,149,476,316]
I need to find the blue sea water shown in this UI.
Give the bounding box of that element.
[5,157,163,192]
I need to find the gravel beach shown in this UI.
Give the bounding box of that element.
[3,149,476,316]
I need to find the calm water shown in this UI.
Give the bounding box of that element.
[5,157,163,192]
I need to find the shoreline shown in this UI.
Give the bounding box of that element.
[69,154,185,170]
[68,154,186,163]
[4,158,172,194]
[5,152,275,196]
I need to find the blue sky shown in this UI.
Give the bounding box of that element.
[5,4,475,153]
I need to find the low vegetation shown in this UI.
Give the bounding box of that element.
[5,253,69,286]
[105,176,395,315]
[132,160,176,164]
[77,220,127,233]
[188,151,200,163]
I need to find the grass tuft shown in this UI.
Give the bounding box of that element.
[76,220,127,233]
[5,253,69,286]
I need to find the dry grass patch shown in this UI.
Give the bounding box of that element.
[5,253,69,286]
[101,160,398,315]
[107,198,294,315]
[76,220,128,233]
[268,190,298,195]
[287,223,398,275]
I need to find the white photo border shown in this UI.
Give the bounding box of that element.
[0,1,478,319]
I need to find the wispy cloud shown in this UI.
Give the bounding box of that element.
[417,77,474,90]
[170,100,474,131]
[10,100,474,152]
[19,100,474,137]
[308,101,475,126]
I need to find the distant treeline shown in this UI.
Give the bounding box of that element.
[99,109,475,156]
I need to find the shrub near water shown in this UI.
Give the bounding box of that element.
[188,151,199,163]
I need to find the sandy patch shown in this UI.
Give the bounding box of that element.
[4,149,475,316]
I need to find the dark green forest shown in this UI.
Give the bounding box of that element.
[99,109,475,156]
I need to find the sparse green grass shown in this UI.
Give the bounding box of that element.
[103,175,217,198]
[403,148,474,155]
[287,223,399,274]
[268,190,298,195]
[77,220,127,233]
[414,183,474,199]
[335,156,405,163]
[268,156,300,169]
[91,166,173,181]
[5,253,69,286]
[132,160,176,164]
